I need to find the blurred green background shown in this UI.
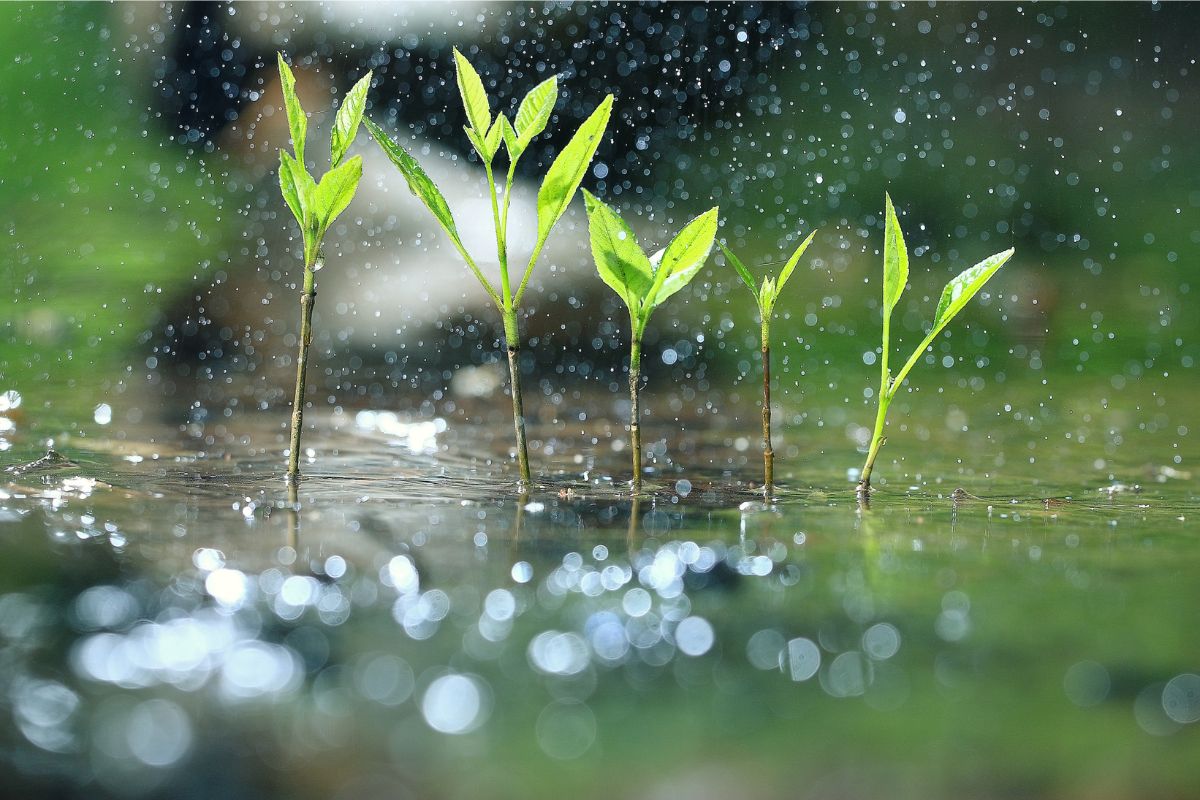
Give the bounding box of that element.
[0,1,1196,421]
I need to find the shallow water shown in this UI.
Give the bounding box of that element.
[1,375,1197,800]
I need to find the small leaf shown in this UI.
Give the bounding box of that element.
[295,166,319,262]
[331,71,372,167]
[583,190,653,311]
[464,126,491,163]
[773,229,817,298]
[535,94,614,252]
[515,75,558,143]
[453,47,491,135]
[295,165,318,232]
[484,115,505,160]
[499,115,519,159]
[646,206,719,309]
[928,248,1015,339]
[314,155,362,231]
[760,276,777,315]
[277,53,307,165]
[883,193,909,315]
[278,151,303,226]
[718,242,759,296]
[364,117,464,251]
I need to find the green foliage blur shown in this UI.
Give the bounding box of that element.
[0,4,228,409]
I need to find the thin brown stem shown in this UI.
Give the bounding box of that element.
[287,267,316,485]
[503,310,531,485]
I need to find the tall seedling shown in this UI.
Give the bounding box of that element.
[365,49,613,485]
[583,192,719,492]
[277,54,371,485]
[719,230,816,500]
[858,193,1014,496]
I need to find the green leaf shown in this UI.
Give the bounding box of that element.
[718,241,759,296]
[453,47,491,135]
[515,75,558,145]
[760,276,777,315]
[314,155,362,231]
[535,94,614,252]
[276,53,307,165]
[464,126,490,163]
[482,115,505,161]
[331,71,372,168]
[883,193,908,315]
[582,190,653,311]
[646,206,719,309]
[278,150,303,226]
[296,166,319,263]
[364,117,464,251]
[499,115,519,159]
[773,229,817,298]
[295,165,318,234]
[928,248,1014,339]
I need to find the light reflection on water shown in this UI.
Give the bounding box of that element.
[0,398,1198,799]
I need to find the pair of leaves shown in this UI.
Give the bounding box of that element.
[366,59,612,310]
[719,229,816,319]
[455,47,561,166]
[881,192,1014,394]
[276,54,370,266]
[453,48,504,163]
[583,191,719,334]
[453,48,612,305]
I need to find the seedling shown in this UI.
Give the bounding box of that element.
[277,54,372,485]
[365,49,613,485]
[583,191,719,492]
[857,193,1014,496]
[719,229,816,500]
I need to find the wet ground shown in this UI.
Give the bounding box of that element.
[1,375,1198,800]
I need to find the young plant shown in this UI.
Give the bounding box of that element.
[583,191,719,492]
[277,54,372,485]
[857,193,1014,496]
[718,229,817,500]
[364,49,613,485]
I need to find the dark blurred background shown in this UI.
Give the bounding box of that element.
[1,1,1196,423]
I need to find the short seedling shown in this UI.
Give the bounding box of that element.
[858,193,1014,496]
[719,229,816,500]
[365,49,613,485]
[583,191,719,492]
[277,54,372,485]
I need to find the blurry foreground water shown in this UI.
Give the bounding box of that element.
[1,374,1197,800]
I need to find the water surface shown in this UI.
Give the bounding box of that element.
[2,377,1197,800]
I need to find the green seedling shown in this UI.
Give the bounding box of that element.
[858,193,1014,496]
[277,54,372,485]
[719,229,816,500]
[583,191,719,493]
[365,49,613,485]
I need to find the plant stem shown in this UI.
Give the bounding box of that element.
[858,392,890,494]
[502,308,531,485]
[484,164,512,306]
[287,264,316,485]
[629,332,643,493]
[859,302,897,495]
[761,314,773,501]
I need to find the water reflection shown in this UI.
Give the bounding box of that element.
[1,409,1198,799]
